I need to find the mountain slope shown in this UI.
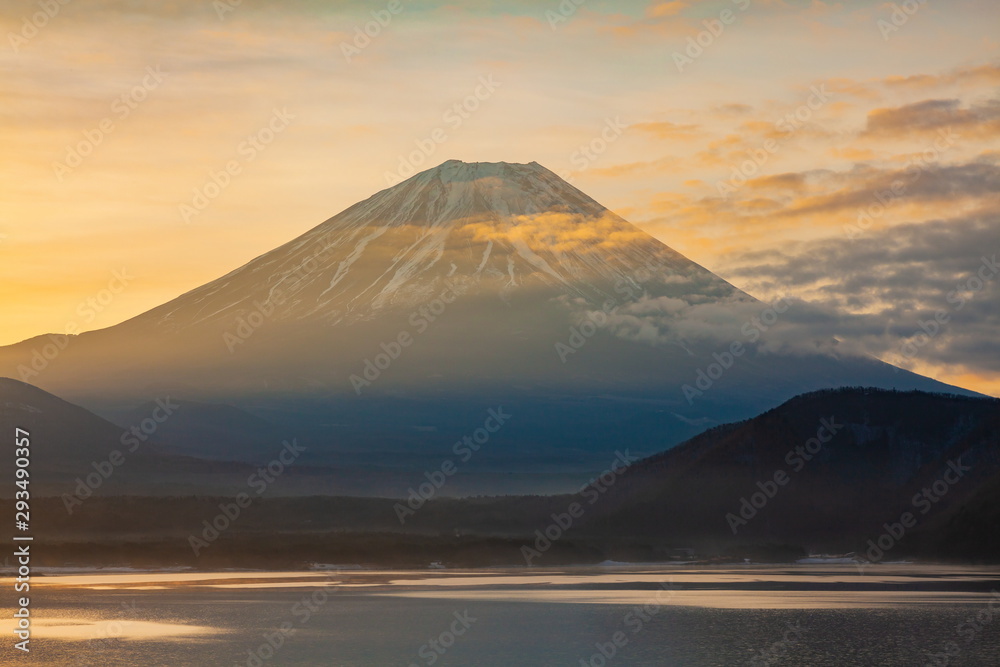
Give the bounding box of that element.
[580,388,1000,551]
[22,389,1000,566]
[125,160,745,332]
[0,378,213,497]
[0,161,982,494]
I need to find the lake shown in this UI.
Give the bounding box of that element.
[3,564,999,666]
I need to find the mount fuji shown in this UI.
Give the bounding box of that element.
[0,160,978,495]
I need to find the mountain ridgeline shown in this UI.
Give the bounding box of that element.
[578,388,999,551]
[6,386,999,566]
[0,160,984,495]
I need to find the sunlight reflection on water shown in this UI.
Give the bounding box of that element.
[2,565,998,666]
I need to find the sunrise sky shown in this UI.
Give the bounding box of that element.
[2,0,999,395]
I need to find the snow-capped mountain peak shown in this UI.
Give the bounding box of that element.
[133,160,739,331]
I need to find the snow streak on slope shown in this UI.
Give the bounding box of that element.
[131,160,745,332]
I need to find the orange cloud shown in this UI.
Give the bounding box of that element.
[645,1,690,18]
[744,172,809,192]
[632,121,701,140]
[828,146,878,161]
[587,157,684,179]
[883,63,1000,91]
[863,99,1000,138]
[823,77,882,101]
[460,212,649,255]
